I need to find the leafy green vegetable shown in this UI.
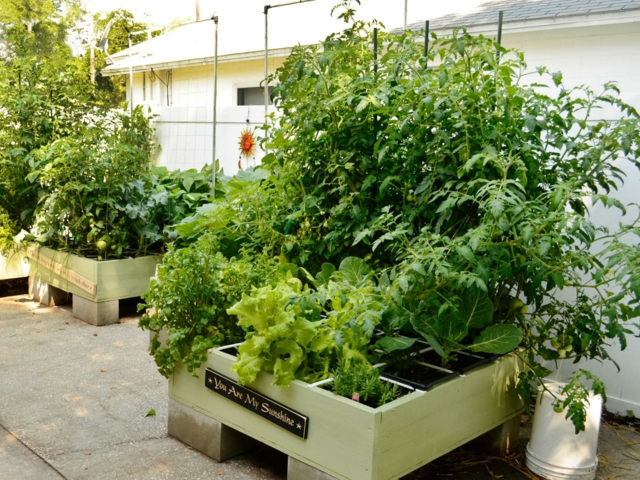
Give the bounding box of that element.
[229,280,335,388]
[470,325,523,355]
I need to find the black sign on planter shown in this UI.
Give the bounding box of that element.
[204,368,309,439]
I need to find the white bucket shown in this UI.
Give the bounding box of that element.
[526,382,602,480]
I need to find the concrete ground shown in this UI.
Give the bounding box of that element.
[1,292,639,480]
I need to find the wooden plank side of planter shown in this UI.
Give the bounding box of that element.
[27,247,98,298]
[170,352,380,480]
[95,255,159,302]
[374,355,523,480]
[27,246,159,302]
[0,249,30,280]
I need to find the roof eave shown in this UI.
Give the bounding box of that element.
[406,9,640,36]
[101,46,294,77]
[103,9,640,77]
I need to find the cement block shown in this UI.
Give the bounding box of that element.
[168,398,257,462]
[72,295,119,326]
[288,456,339,480]
[29,277,70,307]
[470,415,521,456]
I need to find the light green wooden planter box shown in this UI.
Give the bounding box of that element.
[27,245,160,302]
[170,350,523,480]
[0,249,30,280]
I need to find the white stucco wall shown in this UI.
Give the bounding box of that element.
[130,57,285,174]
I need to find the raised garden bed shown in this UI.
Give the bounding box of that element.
[168,347,523,480]
[0,249,30,281]
[27,245,160,326]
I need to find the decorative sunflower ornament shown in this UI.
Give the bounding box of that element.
[238,115,257,170]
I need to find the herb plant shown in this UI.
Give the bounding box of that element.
[139,232,280,376]
[333,359,398,408]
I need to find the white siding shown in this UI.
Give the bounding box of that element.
[131,58,284,174]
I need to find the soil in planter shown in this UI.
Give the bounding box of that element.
[0,278,28,298]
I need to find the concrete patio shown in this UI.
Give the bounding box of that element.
[0,292,638,480]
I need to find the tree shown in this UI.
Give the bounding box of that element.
[81,9,160,108]
[0,0,82,63]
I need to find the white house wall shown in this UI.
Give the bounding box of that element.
[131,58,285,173]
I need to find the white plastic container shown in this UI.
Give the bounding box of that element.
[526,382,602,480]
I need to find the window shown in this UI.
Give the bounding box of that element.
[237,86,274,106]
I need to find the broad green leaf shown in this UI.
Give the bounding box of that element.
[396,275,410,293]
[439,70,448,87]
[353,228,372,246]
[456,288,494,329]
[182,176,194,192]
[338,257,372,286]
[456,246,475,263]
[409,317,447,358]
[321,263,336,283]
[375,336,417,353]
[433,315,467,343]
[470,325,523,354]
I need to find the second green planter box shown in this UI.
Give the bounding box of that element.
[27,245,160,326]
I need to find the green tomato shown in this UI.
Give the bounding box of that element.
[553,404,564,414]
[96,240,107,252]
[550,338,561,349]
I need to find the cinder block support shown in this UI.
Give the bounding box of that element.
[469,415,521,456]
[288,457,339,480]
[72,295,119,326]
[29,277,70,306]
[168,398,257,462]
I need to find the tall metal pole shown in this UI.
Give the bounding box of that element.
[264,4,270,149]
[404,0,408,31]
[424,20,429,68]
[128,33,133,115]
[373,28,378,75]
[212,16,219,196]
[90,15,95,83]
[146,13,152,40]
[497,10,504,64]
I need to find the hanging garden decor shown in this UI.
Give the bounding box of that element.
[237,114,257,170]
